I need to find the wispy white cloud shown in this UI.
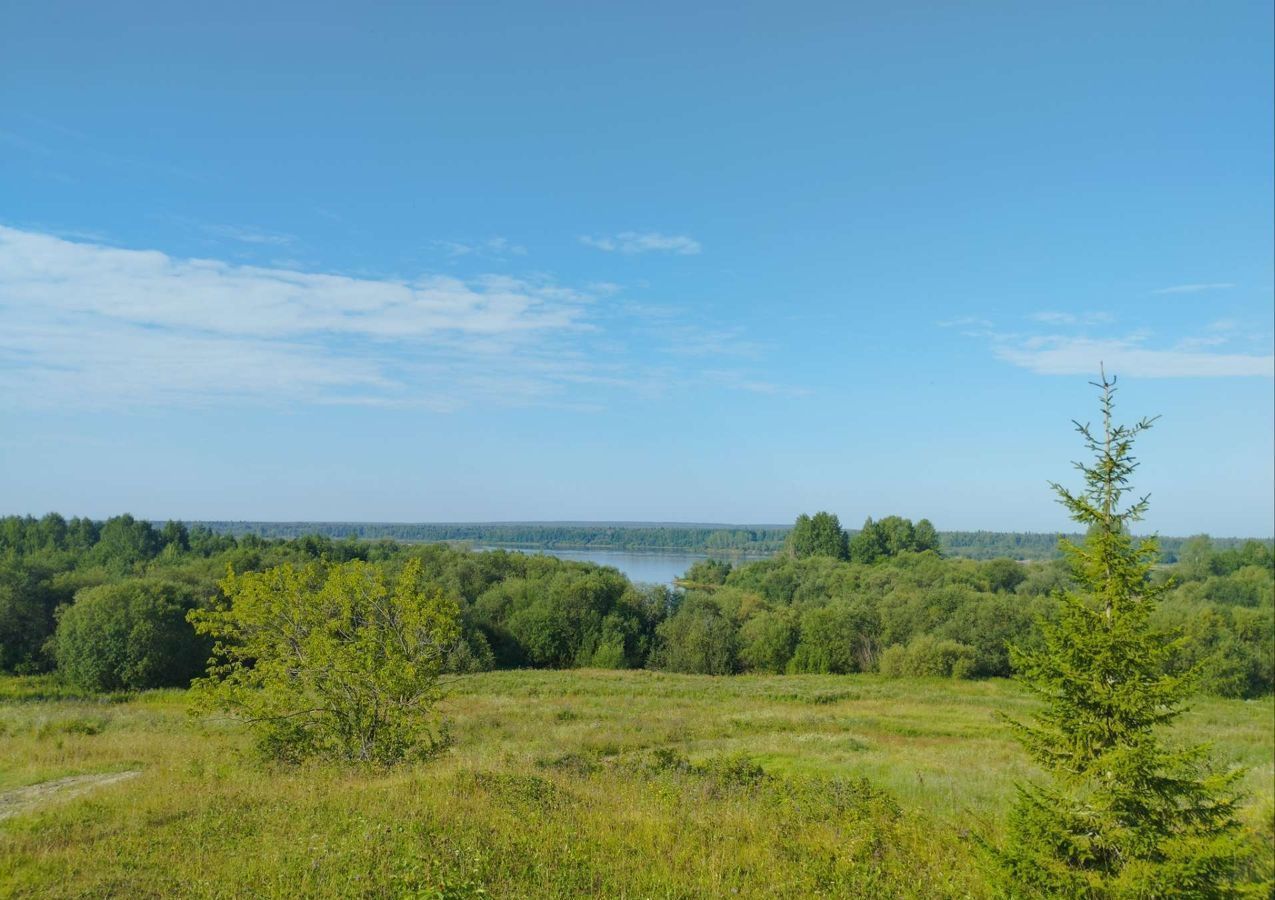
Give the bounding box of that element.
[993,334,1273,378]
[1173,335,1229,351]
[936,315,993,330]
[580,232,702,255]
[0,227,599,409]
[1030,311,1114,326]
[944,301,1270,379]
[1150,282,1236,295]
[202,223,296,246]
[704,370,811,398]
[0,226,794,410]
[661,325,761,358]
[432,237,528,259]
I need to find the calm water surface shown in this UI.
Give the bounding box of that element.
[477,546,770,585]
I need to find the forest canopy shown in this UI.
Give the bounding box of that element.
[1,512,1270,698]
[150,519,1263,562]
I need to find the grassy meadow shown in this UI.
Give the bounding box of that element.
[1,670,1272,898]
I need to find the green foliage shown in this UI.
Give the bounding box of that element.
[977,557,1027,593]
[849,515,941,564]
[878,635,976,678]
[681,557,733,586]
[784,512,849,560]
[90,514,163,571]
[994,374,1253,897]
[0,558,67,673]
[52,579,209,691]
[653,595,738,674]
[786,602,872,674]
[190,559,461,765]
[195,521,792,553]
[849,517,887,563]
[1160,603,1274,700]
[738,608,798,673]
[912,518,940,553]
[0,510,1267,696]
[932,592,1042,677]
[474,567,652,669]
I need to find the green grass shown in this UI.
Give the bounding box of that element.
[1,671,1271,898]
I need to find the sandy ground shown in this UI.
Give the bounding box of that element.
[0,771,140,822]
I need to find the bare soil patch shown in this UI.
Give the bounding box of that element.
[0,771,140,822]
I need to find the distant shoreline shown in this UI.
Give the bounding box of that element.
[167,521,1271,563]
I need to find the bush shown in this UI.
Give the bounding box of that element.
[52,579,208,691]
[682,558,732,586]
[787,602,871,674]
[446,630,496,674]
[0,559,66,674]
[190,559,460,765]
[737,609,797,673]
[878,635,976,678]
[654,596,737,674]
[1163,604,1274,699]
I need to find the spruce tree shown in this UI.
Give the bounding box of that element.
[995,372,1252,898]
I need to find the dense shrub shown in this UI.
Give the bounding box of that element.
[475,568,652,669]
[934,593,1044,677]
[191,559,459,765]
[681,558,732,586]
[1161,603,1274,698]
[0,559,68,673]
[654,596,738,674]
[787,602,873,674]
[977,558,1027,593]
[785,512,849,560]
[53,579,208,691]
[445,630,497,673]
[878,635,976,678]
[738,608,798,673]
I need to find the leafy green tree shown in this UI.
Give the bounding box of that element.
[784,512,848,560]
[53,579,208,691]
[994,373,1251,897]
[0,559,64,673]
[783,514,815,558]
[682,558,733,586]
[878,635,976,678]
[875,516,916,557]
[913,518,941,553]
[1161,603,1274,700]
[738,608,798,673]
[808,512,849,559]
[190,559,460,765]
[160,520,190,552]
[499,569,635,668]
[787,602,868,673]
[979,557,1027,593]
[1177,535,1218,581]
[849,517,885,564]
[91,514,162,570]
[654,595,738,674]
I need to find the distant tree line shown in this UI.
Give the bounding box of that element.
[170,520,1268,561]
[783,512,941,562]
[0,512,1270,698]
[188,522,791,553]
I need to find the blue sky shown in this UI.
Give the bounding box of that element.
[1,1,1272,535]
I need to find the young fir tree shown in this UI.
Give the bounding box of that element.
[994,372,1252,898]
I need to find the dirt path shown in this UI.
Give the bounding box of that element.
[0,771,140,822]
